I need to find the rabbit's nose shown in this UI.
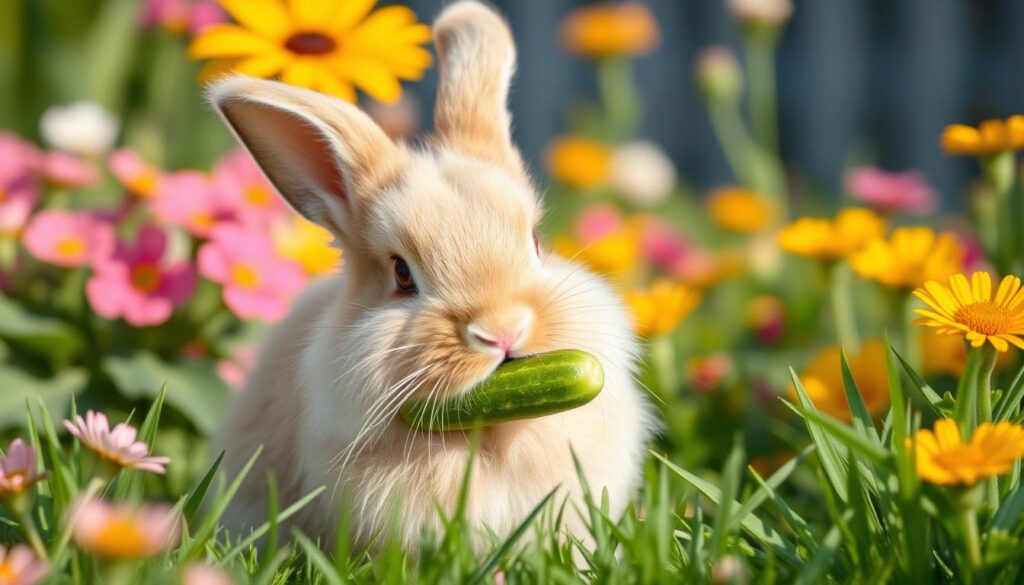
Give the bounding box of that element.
[465,306,533,355]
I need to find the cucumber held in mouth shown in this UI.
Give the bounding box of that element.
[399,349,604,431]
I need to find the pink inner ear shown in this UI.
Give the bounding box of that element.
[220,98,349,228]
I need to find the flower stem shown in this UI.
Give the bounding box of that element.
[829,262,860,352]
[596,56,639,142]
[959,506,983,579]
[980,151,1017,274]
[650,334,677,399]
[14,506,47,560]
[977,344,999,511]
[743,27,780,161]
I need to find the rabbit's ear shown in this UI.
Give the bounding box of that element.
[433,1,524,177]
[208,75,405,239]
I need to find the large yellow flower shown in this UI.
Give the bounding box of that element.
[624,279,701,337]
[941,115,1024,156]
[559,2,660,58]
[849,227,965,290]
[272,216,342,275]
[545,136,613,189]
[795,340,890,422]
[913,272,1024,352]
[910,419,1024,485]
[706,187,773,233]
[777,208,884,260]
[189,0,432,103]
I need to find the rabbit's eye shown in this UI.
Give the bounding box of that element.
[393,256,417,294]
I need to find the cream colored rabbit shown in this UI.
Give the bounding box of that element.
[209,0,654,550]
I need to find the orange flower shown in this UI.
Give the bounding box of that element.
[941,115,1024,156]
[795,340,890,422]
[545,136,613,189]
[559,2,660,58]
[707,187,774,233]
[624,279,701,337]
[913,272,1024,352]
[910,419,1024,485]
[777,208,884,260]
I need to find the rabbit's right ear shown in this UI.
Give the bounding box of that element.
[208,76,405,240]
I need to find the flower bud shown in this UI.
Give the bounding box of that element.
[696,46,742,105]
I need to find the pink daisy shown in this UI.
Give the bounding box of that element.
[38,151,100,189]
[0,133,40,236]
[574,204,623,243]
[108,148,163,199]
[63,410,170,474]
[845,167,937,215]
[22,210,114,267]
[198,224,305,322]
[0,439,45,498]
[86,224,196,327]
[211,149,287,228]
[141,0,226,36]
[68,497,179,560]
[0,544,48,585]
[641,217,696,269]
[151,170,238,237]
[216,345,258,390]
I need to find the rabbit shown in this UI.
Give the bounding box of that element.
[208,0,656,552]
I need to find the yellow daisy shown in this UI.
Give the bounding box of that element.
[706,186,774,233]
[777,208,884,260]
[794,340,890,422]
[849,227,965,290]
[545,136,613,189]
[189,0,432,103]
[623,279,701,337]
[913,272,1024,352]
[941,115,1024,156]
[909,418,1024,485]
[272,216,342,275]
[559,2,660,58]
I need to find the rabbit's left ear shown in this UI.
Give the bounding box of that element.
[208,75,406,241]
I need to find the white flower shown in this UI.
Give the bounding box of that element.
[609,141,677,207]
[40,101,119,157]
[727,0,793,25]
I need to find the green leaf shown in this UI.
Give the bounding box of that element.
[789,368,850,501]
[893,350,946,416]
[0,295,83,363]
[783,399,891,466]
[953,349,981,433]
[732,446,814,534]
[103,351,229,434]
[294,531,344,585]
[709,439,744,559]
[182,451,224,525]
[0,366,86,430]
[990,485,1024,532]
[469,489,556,584]
[994,363,1024,422]
[793,521,844,585]
[839,349,881,443]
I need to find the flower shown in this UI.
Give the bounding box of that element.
[746,295,785,344]
[0,439,44,498]
[707,187,773,233]
[553,207,641,276]
[624,279,701,337]
[152,170,238,237]
[271,216,341,275]
[38,151,100,188]
[913,272,1024,352]
[0,134,39,237]
[609,141,677,207]
[850,227,965,290]
[198,224,305,321]
[941,115,1024,156]
[69,498,179,560]
[910,419,1024,485]
[142,0,226,36]
[777,208,884,260]
[86,225,197,327]
[920,329,1017,378]
[189,0,432,103]
[727,0,793,25]
[844,167,937,215]
[0,545,48,585]
[559,2,660,58]
[109,149,162,198]
[183,564,235,585]
[364,94,421,140]
[39,101,119,157]
[711,554,749,585]
[64,411,171,474]
[640,216,694,268]
[686,354,735,392]
[212,149,287,227]
[23,211,114,267]
[795,340,890,421]
[545,136,613,189]
[217,345,259,390]
[670,247,745,288]
[695,46,742,104]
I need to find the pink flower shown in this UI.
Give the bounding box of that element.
[23,210,114,267]
[68,497,179,560]
[217,345,258,390]
[64,410,171,474]
[575,204,623,242]
[198,225,305,322]
[0,133,40,236]
[151,170,238,237]
[108,148,162,198]
[0,544,48,585]
[641,217,695,268]
[212,149,287,228]
[86,224,196,327]
[183,564,235,585]
[39,151,100,188]
[845,167,937,215]
[686,354,735,392]
[141,0,226,36]
[0,439,45,498]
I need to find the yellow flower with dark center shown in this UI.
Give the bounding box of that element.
[849,227,965,290]
[623,279,700,337]
[777,208,884,260]
[707,187,773,233]
[909,419,1024,485]
[189,0,432,103]
[941,115,1024,156]
[272,216,342,275]
[913,272,1024,352]
[794,340,890,422]
[559,2,660,58]
[545,136,613,189]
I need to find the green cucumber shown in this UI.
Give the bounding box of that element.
[399,349,604,431]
